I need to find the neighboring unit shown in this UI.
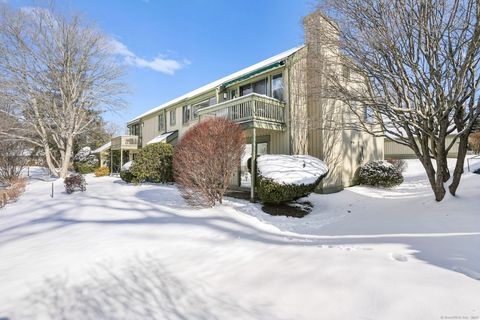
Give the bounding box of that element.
[104,10,384,193]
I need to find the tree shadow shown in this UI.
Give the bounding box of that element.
[1,179,479,283]
[12,255,286,320]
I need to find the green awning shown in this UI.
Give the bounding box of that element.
[220,61,285,89]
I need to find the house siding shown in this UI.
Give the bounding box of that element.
[385,136,459,159]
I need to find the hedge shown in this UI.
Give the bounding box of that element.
[256,176,323,205]
[130,142,174,183]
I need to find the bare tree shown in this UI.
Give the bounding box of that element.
[317,0,480,201]
[174,118,245,207]
[0,113,29,184]
[0,4,126,178]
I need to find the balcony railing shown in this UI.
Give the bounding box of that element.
[111,135,139,150]
[198,93,286,130]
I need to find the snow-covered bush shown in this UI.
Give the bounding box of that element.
[256,155,329,204]
[385,158,407,173]
[174,118,245,207]
[73,147,99,174]
[120,161,136,183]
[356,160,403,188]
[74,147,91,162]
[130,142,174,184]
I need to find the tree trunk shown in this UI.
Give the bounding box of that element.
[449,135,469,196]
[43,144,59,177]
[421,156,446,202]
[59,136,74,178]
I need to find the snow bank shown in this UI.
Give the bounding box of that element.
[257,154,328,185]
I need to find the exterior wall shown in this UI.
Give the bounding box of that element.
[125,10,386,193]
[302,10,384,193]
[385,136,459,159]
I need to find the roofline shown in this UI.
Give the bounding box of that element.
[127,45,305,124]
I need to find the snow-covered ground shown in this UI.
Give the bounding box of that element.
[0,159,479,319]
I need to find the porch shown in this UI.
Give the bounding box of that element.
[197,93,286,131]
[110,135,139,173]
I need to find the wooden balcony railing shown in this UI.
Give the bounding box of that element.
[198,93,286,130]
[111,135,139,150]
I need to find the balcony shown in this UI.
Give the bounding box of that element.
[198,93,286,131]
[111,135,139,150]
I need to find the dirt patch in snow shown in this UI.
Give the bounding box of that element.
[262,201,313,218]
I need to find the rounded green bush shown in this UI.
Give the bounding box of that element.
[120,170,135,183]
[256,176,322,205]
[130,142,174,184]
[73,162,97,174]
[357,160,404,188]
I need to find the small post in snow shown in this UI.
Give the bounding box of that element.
[51,182,54,198]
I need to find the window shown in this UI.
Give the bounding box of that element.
[365,105,374,123]
[170,109,176,126]
[253,79,267,95]
[208,96,217,106]
[129,123,142,146]
[271,74,284,101]
[240,78,267,97]
[240,84,253,96]
[230,89,237,99]
[182,105,191,124]
[158,112,165,132]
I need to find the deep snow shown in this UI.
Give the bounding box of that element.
[0,159,479,319]
[257,154,329,185]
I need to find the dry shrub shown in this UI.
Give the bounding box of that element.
[0,140,29,184]
[94,166,110,177]
[0,178,27,208]
[173,117,245,207]
[468,132,480,154]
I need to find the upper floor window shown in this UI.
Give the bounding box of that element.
[182,105,191,124]
[158,112,165,132]
[130,123,142,137]
[271,74,284,101]
[240,78,267,97]
[240,83,253,96]
[208,96,217,106]
[170,109,176,126]
[365,105,374,123]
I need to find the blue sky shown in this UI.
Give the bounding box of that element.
[9,0,314,129]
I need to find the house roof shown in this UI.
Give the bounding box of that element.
[92,141,111,154]
[127,45,305,124]
[146,130,178,145]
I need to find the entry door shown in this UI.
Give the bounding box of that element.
[240,142,268,187]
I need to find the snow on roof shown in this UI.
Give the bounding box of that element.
[128,45,305,123]
[92,142,111,154]
[146,131,176,145]
[257,154,329,186]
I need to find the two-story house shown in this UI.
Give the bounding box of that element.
[100,10,384,193]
